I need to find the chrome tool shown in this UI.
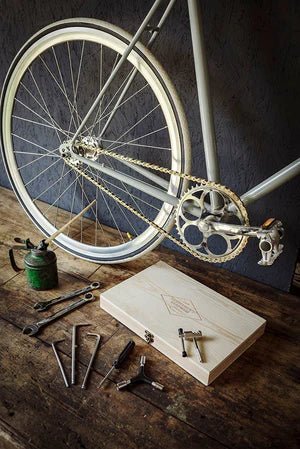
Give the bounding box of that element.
[51,339,69,388]
[183,330,203,362]
[81,333,101,389]
[22,293,94,337]
[117,356,164,391]
[34,282,100,312]
[71,323,91,385]
[98,340,135,389]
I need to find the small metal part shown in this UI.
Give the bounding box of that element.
[51,339,69,388]
[117,355,164,391]
[98,340,135,389]
[81,333,101,389]
[71,323,91,385]
[22,293,94,337]
[34,281,101,311]
[145,330,154,344]
[178,328,187,357]
[183,330,203,363]
[257,220,284,266]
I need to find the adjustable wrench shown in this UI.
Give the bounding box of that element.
[33,281,100,312]
[23,293,95,336]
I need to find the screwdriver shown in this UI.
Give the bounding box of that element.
[97,339,135,389]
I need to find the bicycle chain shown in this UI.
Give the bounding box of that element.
[64,143,249,263]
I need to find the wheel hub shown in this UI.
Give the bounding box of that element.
[59,136,100,165]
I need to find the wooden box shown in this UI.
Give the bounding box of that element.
[100,261,266,385]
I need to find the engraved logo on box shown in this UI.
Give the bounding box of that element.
[161,294,202,322]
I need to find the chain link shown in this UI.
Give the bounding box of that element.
[65,143,249,262]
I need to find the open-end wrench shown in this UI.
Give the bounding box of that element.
[33,282,100,312]
[23,293,95,337]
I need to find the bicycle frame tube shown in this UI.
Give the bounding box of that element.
[71,0,163,143]
[187,0,220,183]
[241,158,300,206]
[70,0,299,211]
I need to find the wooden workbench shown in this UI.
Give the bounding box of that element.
[0,186,299,449]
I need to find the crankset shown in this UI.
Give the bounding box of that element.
[64,142,284,266]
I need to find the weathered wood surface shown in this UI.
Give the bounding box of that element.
[0,186,299,449]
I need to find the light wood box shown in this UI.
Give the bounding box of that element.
[100,261,266,385]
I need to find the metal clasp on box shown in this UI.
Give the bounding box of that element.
[144,330,154,344]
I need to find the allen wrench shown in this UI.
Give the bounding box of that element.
[51,339,69,388]
[71,323,91,385]
[117,356,164,391]
[81,333,101,389]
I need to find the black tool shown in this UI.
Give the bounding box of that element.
[178,328,187,357]
[117,356,164,391]
[97,340,135,389]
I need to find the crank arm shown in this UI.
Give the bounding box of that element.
[34,281,101,312]
[204,220,284,239]
[23,293,95,336]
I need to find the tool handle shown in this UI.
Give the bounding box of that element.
[44,200,96,244]
[8,248,23,272]
[113,340,135,369]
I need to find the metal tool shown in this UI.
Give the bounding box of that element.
[117,356,164,391]
[178,328,187,357]
[81,333,101,389]
[34,281,101,312]
[97,340,135,389]
[71,323,91,385]
[22,293,94,337]
[51,339,69,388]
[183,330,203,362]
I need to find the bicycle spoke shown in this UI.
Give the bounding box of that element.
[28,68,62,145]
[43,167,89,215]
[39,54,87,136]
[12,115,72,136]
[108,126,168,153]
[14,99,70,138]
[17,147,60,170]
[101,138,171,151]
[19,82,66,137]
[33,167,72,202]
[88,166,138,238]
[107,104,161,150]
[12,133,59,156]
[24,157,61,187]
[14,151,60,157]
[54,161,67,227]
[97,83,148,137]
[51,46,79,134]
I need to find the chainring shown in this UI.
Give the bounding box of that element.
[175,184,250,263]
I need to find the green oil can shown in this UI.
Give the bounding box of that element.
[24,248,58,290]
[9,238,58,290]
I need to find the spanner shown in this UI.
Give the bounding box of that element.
[33,281,100,312]
[23,293,95,336]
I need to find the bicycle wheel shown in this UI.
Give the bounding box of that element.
[1,18,191,263]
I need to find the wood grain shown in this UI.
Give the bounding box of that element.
[0,186,299,449]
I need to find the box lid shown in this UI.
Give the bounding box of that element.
[100,261,266,385]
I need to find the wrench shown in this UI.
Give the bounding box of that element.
[33,281,100,312]
[23,293,95,337]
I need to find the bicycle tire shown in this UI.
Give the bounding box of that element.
[1,18,191,263]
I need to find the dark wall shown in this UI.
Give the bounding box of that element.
[1,0,299,291]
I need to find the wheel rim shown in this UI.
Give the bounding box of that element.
[1,20,189,262]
